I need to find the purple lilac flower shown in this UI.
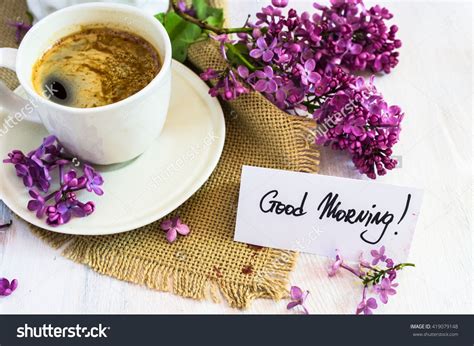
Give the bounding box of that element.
[357,285,378,316]
[177,0,197,17]
[84,165,104,196]
[313,77,402,178]
[328,249,364,277]
[385,258,394,268]
[356,296,378,315]
[271,0,288,8]
[0,278,18,296]
[63,171,80,189]
[312,0,401,73]
[328,250,344,277]
[201,68,219,81]
[206,69,248,101]
[370,245,387,265]
[31,135,56,158]
[374,277,398,304]
[210,33,233,45]
[256,5,282,25]
[201,34,249,101]
[160,217,190,243]
[287,286,309,314]
[196,0,403,179]
[253,66,278,93]
[46,198,93,227]
[329,248,413,315]
[27,189,47,218]
[7,20,32,43]
[4,135,104,227]
[249,37,277,62]
[3,150,26,165]
[46,201,76,226]
[388,268,397,281]
[296,59,321,86]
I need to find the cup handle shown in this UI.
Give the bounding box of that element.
[0,48,41,123]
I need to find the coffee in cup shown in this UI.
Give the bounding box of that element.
[32,26,161,108]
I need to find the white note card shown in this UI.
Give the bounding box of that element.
[234,166,423,261]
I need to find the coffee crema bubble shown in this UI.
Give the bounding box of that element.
[32,27,161,108]
[43,77,72,105]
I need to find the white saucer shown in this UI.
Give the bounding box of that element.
[0,61,225,235]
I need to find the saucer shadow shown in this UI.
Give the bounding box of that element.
[93,154,142,172]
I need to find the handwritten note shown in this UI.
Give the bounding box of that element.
[234,166,423,261]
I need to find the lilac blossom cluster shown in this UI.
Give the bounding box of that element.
[193,0,403,179]
[313,0,401,74]
[314,76,402,178]
[328,246,414,314]
[3,135,104,227]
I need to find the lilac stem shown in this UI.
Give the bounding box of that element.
[0,220,12,229]
[59,165,63,185]
[44,191,58,202]
[362,262,415,286]
[219,43,228,61]
[171,1,252,34]
[225,43,257,71]
[340,263,362,278]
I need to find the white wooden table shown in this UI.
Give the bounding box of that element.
[0,0,472,314]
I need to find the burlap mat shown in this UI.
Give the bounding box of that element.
[0,0,29,89]
[1,0,320,308]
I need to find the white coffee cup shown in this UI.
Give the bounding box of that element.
[0,2,172,165]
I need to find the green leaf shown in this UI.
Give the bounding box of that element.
[226,42,252,67]
[155,12,202,62]
[155,12,166,24]
[192,0,224,28]
[205,7,224,27]
[205,13,223,27]
[192,0,208,20]
[155,1,225,62]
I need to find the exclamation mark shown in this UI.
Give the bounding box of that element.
[397,193,412,225]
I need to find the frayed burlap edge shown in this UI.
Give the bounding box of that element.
[29,227,300,308]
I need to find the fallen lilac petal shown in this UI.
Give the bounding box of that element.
[0,278,18,296]
[287,285,309,314]
[161,217,191,243]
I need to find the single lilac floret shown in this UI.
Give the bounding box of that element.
[160,217,190,243]
[0,278,18,296]
[84,165,104,196]
[287,285,309,314]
